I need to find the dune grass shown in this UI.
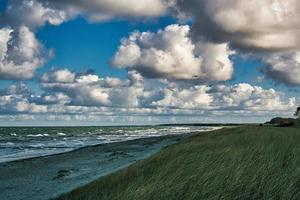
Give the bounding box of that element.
[57,126,300,200]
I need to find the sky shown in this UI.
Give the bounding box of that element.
[0,0,299,126]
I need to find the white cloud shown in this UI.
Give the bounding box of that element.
[48,0,172,22]
[0,83,30,96]
[213,83,296,111]
[262,51,300,85]
[152,85,213,109]
[41,81,110,107]
[113,24,233,81]
[32,92,70,105]
[176,0,300,51]
[40,68,76,83]
[0,26,46,80]
[35,69,298,114]
[0,0,298,122]
[40,69,146,107]
[2,0,172,27]
[103,77,127,87]
[3,0,67,29]
[172,0,300,85]
[0,87,47,114]
[0,0,173,82]
[15,100,47,113]
[0,79,296,123]
[0,28,13,62]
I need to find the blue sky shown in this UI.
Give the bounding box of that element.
[37,17,178,77]
[0,0,299,125]
[0,15,178,90]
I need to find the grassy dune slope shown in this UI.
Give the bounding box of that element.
[57,126,300,200]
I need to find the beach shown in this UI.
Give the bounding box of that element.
[57,125,300,200]
[0,133,191,200]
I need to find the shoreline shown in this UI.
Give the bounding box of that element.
[0,133,193,200]
[56,126,300,200]
[0,125,221,164]
[0,134,183,164]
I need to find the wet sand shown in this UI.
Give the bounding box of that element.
[0,134,189,200]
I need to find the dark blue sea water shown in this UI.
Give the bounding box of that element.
[0,126,220,163]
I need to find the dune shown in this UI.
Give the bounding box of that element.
[57,125,300,200]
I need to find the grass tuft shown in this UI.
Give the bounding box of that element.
[57,126,300,200]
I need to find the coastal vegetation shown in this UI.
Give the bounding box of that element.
[57,125,300,200]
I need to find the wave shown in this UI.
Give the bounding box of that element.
[0,126,221,163]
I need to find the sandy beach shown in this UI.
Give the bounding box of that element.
[0,134,189,200]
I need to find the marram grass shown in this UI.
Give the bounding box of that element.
[57,126,300,200]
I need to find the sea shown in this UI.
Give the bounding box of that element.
[0,126,220,163]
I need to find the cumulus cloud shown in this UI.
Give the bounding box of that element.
[41,71,110,107]
[171,0,300,85]
[36,69,297,114]
[40,68,76,83]
[262,51,300,85]
[31,92,70,105]
[0,26,47,80]
[39,69,148,107]
[113,24,233,81]
[148,82,296,112]
[0,83,47,114]
[0,0,173,82]
[0,0,298,123]
[152,85,213,109]
[0,72,296,123]
[2,0,67,29]
[0,0,58,81]
[2,0,173,28]
[175,0,300,52]
[0,83,30,96]
[47,0,172,22]
[212,83,296,111]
